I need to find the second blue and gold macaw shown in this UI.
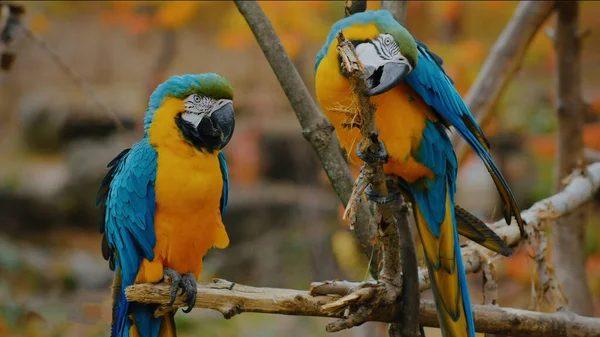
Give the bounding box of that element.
[316,10,525,337]
[97,73,235,337]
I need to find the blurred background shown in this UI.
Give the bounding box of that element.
[1,1,600,337]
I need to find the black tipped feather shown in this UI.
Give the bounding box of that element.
[455,205,513,257]
[97,148,131,269]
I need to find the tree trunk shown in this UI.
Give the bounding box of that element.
[551,1,593,316]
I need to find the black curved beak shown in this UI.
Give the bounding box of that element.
[176,100,235,153]
[208,100,235,149]
[366,62,411,96]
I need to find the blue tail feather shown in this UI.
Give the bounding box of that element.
[111,290,131,337]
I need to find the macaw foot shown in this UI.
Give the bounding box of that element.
[310,279,402,332]
[355,139,388,164]
[365,176,401,204]
[163,268,198,313]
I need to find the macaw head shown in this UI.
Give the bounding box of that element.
[317,10,418,96]
[145,73,235,152]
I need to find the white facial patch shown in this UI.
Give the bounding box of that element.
[181,95,233,128]
[355,33,412,75]
[182,94,216,127]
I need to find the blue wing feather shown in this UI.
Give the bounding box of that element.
[406,44,489,149]
[407,120,457,236]
[218,151,229,218]
[406,44,524,231]
[97,139,157,337]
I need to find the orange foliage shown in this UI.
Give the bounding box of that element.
[526,123,600,160]
[218,1,331,59]
[28,13,48,34]
[590,95,600,117]
[425,39,487,95]
[366,0,381,11]
[505,249,533,284]
[226,128,261,185]
[99,1,153,34]
[439,1,463,22]
[100,1,202,34]
[155,1,202,30]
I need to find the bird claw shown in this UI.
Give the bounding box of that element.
[365,176,401,204]
[163,268,197,313]
[180,273,197,313]
[356,139,388,164]
[365,184,400,204]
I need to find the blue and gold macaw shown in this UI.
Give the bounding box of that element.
[97,73,235,337]
[315,10,525,337]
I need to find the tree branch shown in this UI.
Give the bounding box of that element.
[233,0,379,277]
[453,1,556,164]
[378,1,419,336]
[305,31,416,335]
[381,0,408,25]
[551,0,592,316]
[125,279,600,337]
[449,162,600,290]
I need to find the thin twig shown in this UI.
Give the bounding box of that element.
[453,1,556,164]
[125,279,600,337]
[233,0,379,277]
[18,25,126,132]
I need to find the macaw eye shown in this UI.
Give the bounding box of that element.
[193,95,201,103]
[384,37,393,46]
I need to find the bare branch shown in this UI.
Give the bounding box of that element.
[233,0,379,276]
[551,1,592,316]
[482,263,498,307]
[453,1,556,163]
[125,279,600,337]
[378,2,420,335]
[344,3,419,335]
[319,32,411,334]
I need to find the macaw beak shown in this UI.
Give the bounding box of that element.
[365,61,411,96]
[208,100,235,149]
[176,99,235,152]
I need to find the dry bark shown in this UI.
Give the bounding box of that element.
[550,1,592,316]
[125,279,600,337]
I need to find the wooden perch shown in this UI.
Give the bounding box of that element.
[125,279,600,337]
[453,1,556,163]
